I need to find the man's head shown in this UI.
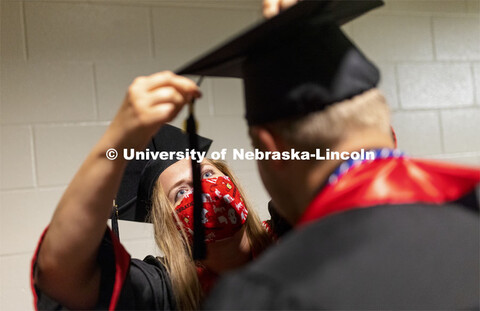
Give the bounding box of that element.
[176,0,387,223]
[249,88,394,224]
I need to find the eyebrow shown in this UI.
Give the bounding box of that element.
[201,163,214,171]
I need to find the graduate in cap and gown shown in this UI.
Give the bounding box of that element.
[30,71,283,310]
[171,0,479,309]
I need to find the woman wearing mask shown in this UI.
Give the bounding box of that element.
[151,156,271,309]
[31,71,281,310]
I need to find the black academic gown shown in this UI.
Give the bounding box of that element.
[31,229,175,310]
[31,208,289,310]
[204,158,480,310]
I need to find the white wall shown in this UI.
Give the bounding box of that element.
[1,0,479,309]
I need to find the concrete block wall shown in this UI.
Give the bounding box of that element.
[1,0,479,309]
[348,1,480,164]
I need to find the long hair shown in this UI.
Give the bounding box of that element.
[149,159,271,310]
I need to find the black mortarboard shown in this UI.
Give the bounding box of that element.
[177,0,383,125]
[115,124,212,223]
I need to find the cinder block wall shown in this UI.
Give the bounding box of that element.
[1,0,479,309]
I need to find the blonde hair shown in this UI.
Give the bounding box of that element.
[149,159,270,310]
[269,88,391,152]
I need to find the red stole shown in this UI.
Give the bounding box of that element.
[298,157,480,226]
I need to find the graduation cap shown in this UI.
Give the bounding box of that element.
[177,0,383,125]
[114,124,212,259]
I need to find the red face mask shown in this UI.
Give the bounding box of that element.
[174,176,248,244]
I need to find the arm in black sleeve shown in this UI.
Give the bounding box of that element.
[32,228,175,310]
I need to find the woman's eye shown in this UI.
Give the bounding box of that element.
[202,170,213,179]
[175,189,188,201]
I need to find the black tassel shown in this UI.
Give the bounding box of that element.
[187,76,206,260]
[187,112,206,260]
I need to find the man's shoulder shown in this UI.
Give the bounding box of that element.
[250,202,478,274]
[205,203,479,310]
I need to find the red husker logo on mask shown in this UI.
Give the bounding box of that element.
[174,176,248,244]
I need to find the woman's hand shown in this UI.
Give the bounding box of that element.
[109,71,201,150]
[263,0,299,18]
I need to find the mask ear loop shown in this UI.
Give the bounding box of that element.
[185,76,206,260]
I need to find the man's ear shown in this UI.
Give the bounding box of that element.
[249,125,287,168]
[249,125,280,152]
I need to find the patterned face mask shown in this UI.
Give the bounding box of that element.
[174,176,248,244]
